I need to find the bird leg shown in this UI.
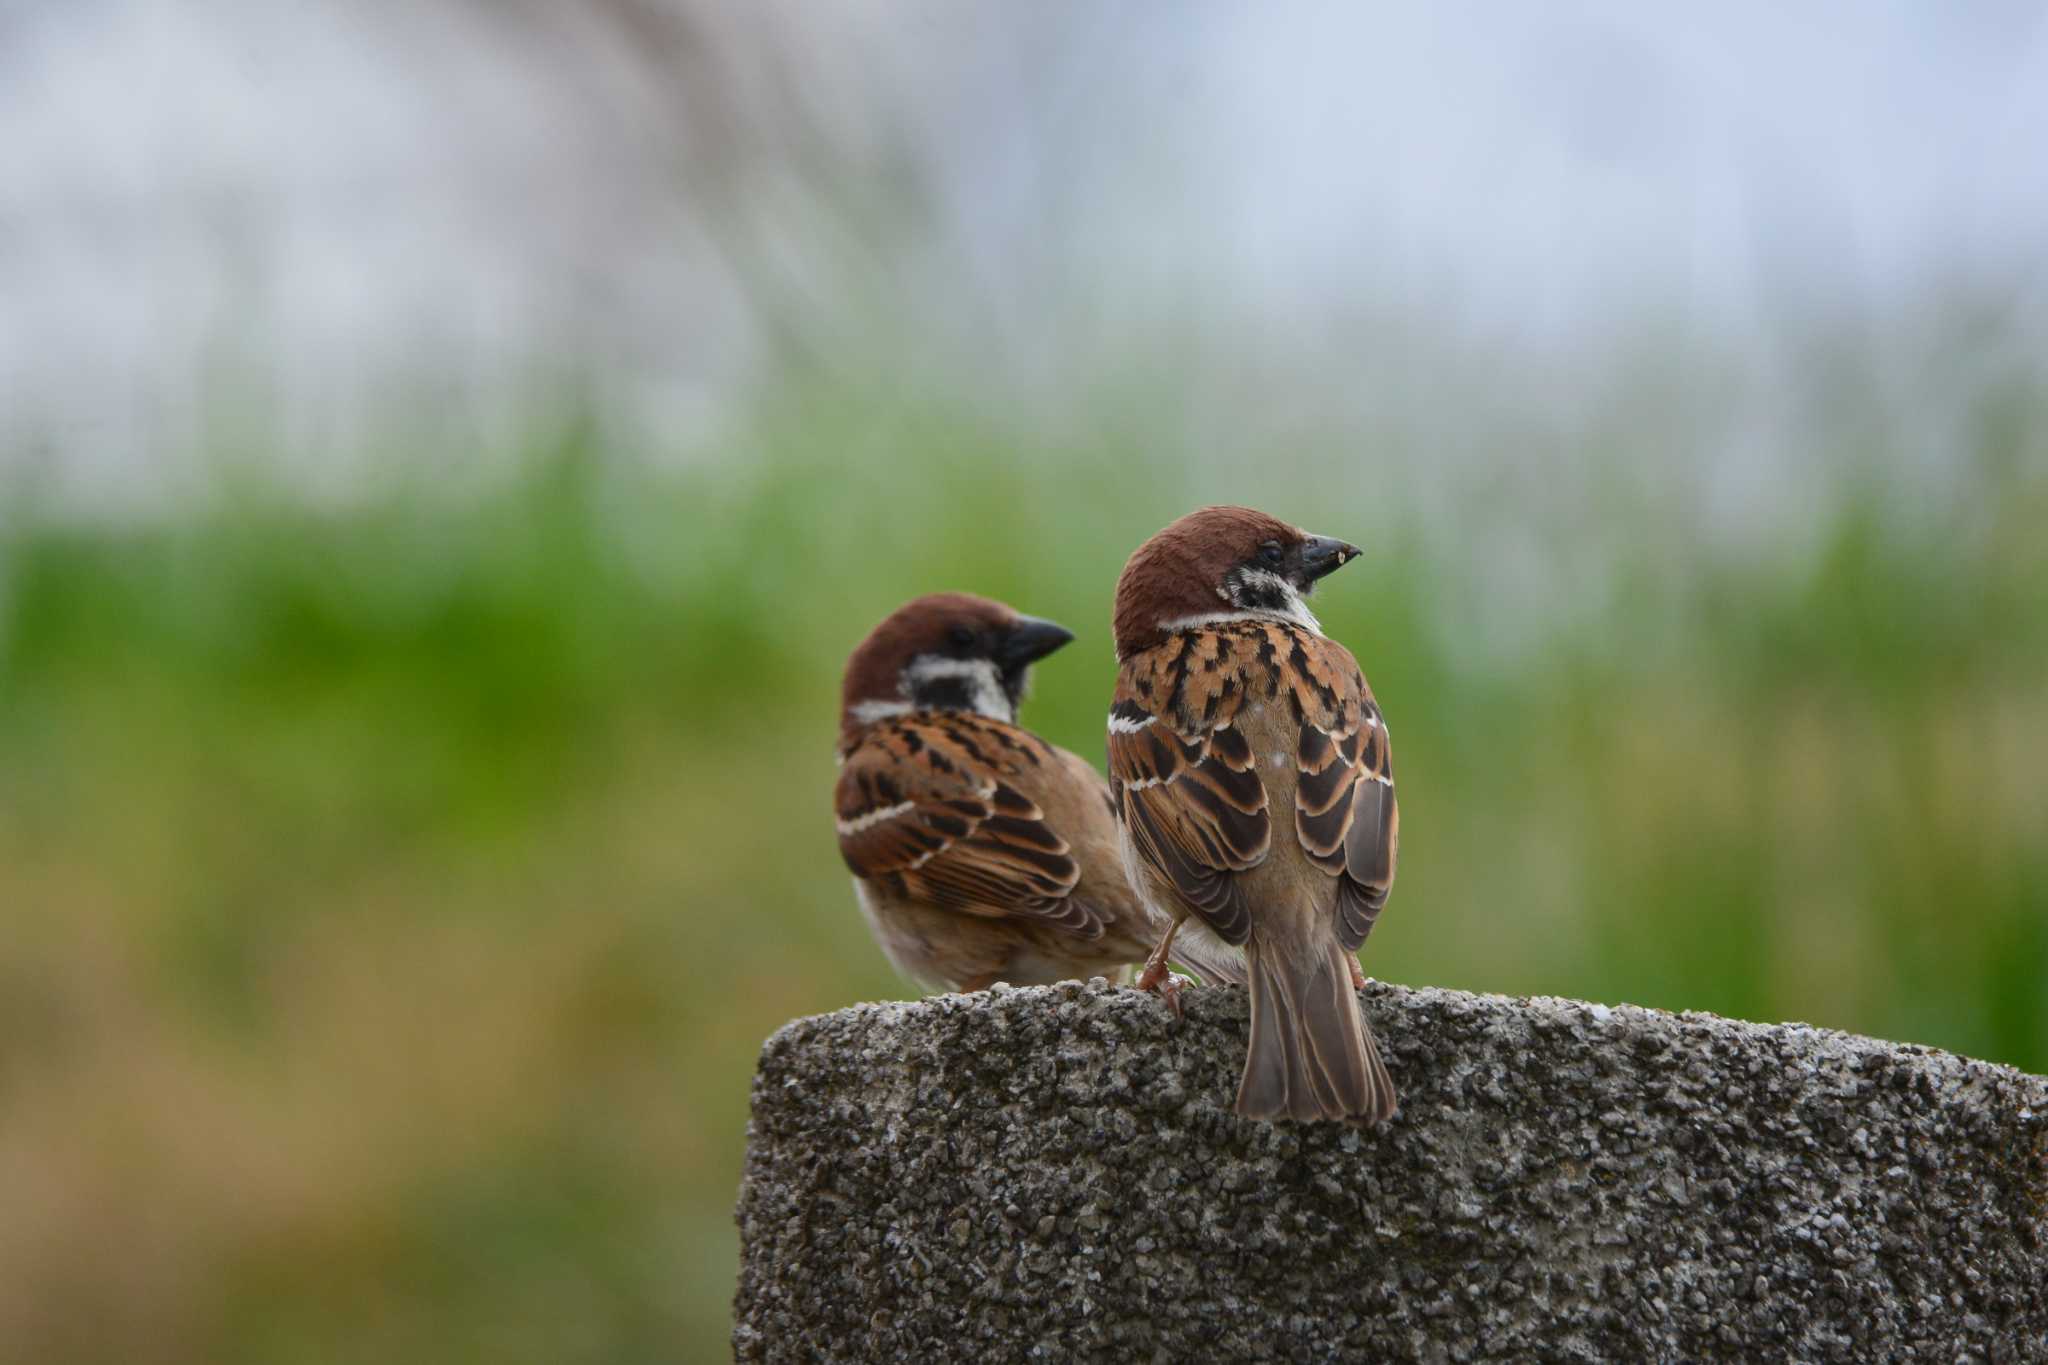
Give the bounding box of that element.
[1134,919,1186,1020]
[1348,956,1368,992]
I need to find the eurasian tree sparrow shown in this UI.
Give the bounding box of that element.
[1108,507,1401,1122]
[836,593,1160,992]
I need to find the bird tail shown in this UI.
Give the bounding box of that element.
[1237,936,1396,1123]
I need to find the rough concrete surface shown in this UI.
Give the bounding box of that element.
[733,979,2048,1362]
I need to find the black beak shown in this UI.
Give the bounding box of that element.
[998,615,1076,667]
[1299,534,1362,583]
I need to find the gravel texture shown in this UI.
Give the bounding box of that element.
[732,979,2048,1362]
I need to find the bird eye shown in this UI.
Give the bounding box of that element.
[1258,542,1284,567]
[948,625,977,650]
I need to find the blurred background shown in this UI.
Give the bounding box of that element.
[3,1,2045,1359]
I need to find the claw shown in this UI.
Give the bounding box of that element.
[1135,958,1185,1019]
[1134,919,1188,1021]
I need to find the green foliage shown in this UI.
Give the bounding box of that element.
[1,388,2043,1362]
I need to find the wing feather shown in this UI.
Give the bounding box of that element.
[1112,623,1399,954]
[836,717,1105,936]
[1293,668,1398,952]
[1108,641,1271,945]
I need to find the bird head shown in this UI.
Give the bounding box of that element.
[841,593,1075,731]
[1112,506,1359,659]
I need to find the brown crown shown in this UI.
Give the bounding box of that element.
[840,592,1023,731]
[1112,506,1305,659]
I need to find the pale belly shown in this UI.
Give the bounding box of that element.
[852,877,1144,993]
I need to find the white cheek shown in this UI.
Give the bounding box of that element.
[1169,567,1324,636]
[903,655,1012,721]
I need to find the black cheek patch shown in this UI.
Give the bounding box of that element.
[1223,567,1287,612]
[912,677,975,712]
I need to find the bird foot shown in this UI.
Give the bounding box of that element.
[1349,958,1369,992]
[1134,959,1185,1020]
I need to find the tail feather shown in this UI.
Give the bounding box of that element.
[1238,938,1397,1123]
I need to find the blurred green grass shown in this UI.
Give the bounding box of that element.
[2,388,2044,1362]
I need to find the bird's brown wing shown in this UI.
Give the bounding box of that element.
[835,715,1104,936]
[1107,631,1272,944]
[1288,635,1399,949]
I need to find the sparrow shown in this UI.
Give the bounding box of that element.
[1108,506,1400,1122]
[834,592,1162,993]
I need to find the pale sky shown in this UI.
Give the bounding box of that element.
[3,1,2045,501]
